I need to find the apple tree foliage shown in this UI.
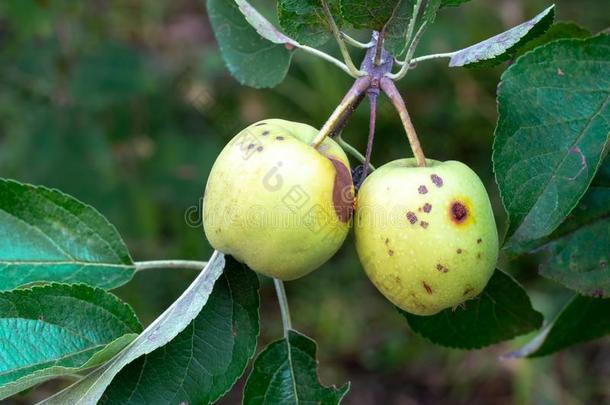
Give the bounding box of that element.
[0,0,609,403]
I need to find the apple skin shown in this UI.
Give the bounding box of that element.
[203,119,354,281]
[354,158,498,315]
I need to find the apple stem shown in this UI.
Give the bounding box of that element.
[311,76,371,149]
[380,77,427,167]
[273,278,292,335]
[362,91,378,180]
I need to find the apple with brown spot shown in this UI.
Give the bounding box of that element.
[203,119,354,280]
[354,158,498,315]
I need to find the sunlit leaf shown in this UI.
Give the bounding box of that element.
[0,283,141,399]
[0,179,134,290]
[40,252,225,405]
[449,5,555,67]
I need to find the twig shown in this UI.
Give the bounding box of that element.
[311,76,371,148]
[380,77,426,167]
[274,279,292,336]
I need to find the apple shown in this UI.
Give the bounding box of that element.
[203,119,354,280]
[354,158,498,315]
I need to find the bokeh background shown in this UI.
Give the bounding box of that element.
[1,0,609,404]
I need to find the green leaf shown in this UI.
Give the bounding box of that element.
[277,0,342,48]
[505,295,610,358]
[340,0,404,30]
[593,155,610,186]
[515,21,591,58]
[401,270,543,349]
[0,283,141,399]
[384,0,473,57]
[532,187,610,296]
[39,251,226,405]
[383,0,416,57]
[243,330,349,405]
[0,179,134,291]
[449,5,555,67]
[493,34,610,249]
[207,0,295,88]
[99,257,260,405]
[421,0,442,25]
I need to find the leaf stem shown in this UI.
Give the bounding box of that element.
[341,32,375,49]
[297,44,356,77]
[321,0,365,77]
[388,21,429,80]
[380,77,426,167]
[273,278,292,336]
[337,137,376,171]
[134,260,209,272]
[311,76,371,148]
[402,0,424,54]
[396,51,456,66]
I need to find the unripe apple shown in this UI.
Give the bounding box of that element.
[354,159,498,315]
[203,119,354,280]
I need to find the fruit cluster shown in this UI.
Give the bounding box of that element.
[204,119,498,315]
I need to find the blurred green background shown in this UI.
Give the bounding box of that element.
[1,0,609,404]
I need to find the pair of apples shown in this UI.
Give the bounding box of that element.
[203,119,498,315]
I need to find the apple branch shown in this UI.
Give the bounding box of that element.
[311,76,371,149]
[380,77,426,167]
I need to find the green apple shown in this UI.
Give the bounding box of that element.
[354,158,498,315]
[203,119,354,280]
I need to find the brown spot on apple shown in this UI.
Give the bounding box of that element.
[431,174,443,187]
[420,221,429,229]
[436,264,449,273]
[452,202,467,221]
[388,249,394,256]
[328,158,354,223]
[422,281,433,294]
[406,211,417,224]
